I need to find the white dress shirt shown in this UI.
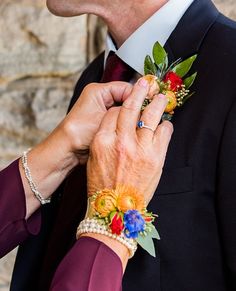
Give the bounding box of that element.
[105,0,194,75]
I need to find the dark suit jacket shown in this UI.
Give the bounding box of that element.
[11,0,236,290]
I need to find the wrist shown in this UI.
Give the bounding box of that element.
[33,128,78,177]
[81,185,159,257]
[21,128,78,219]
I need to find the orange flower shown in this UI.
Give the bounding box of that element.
[143,75,160,99]
[116,185,145,212]
[164,91,177,114]
[94,189,117,217]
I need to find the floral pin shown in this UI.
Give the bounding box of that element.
[142,41,197,120]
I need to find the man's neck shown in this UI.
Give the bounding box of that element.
[101,0,169,48]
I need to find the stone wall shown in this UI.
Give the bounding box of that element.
[0,1,235,290]
[0,0,106,169]
[214,0,236,19]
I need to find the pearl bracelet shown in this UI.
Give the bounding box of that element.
[21,150,51,205]
[76,218,137,258]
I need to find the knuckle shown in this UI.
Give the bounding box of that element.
[92,133,105,149]
[108,106,120,115]
[116,136,135,158]
[116,136,127,152]
[142,110,156,121]
[83,82,98,94]
[62,118,77,141]
[122,98,141,112]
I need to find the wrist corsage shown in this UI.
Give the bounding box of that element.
[143,41,198,120]
[77,185,160,257]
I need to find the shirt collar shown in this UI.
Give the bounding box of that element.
[105,0,194,75]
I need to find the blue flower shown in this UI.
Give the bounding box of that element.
[124,210,145,239]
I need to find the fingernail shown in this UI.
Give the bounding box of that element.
[138,78,148,88]
[158,94,166,99]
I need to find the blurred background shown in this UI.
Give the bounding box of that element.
[0,0,235,290]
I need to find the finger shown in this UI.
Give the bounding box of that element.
[154,121,173,157]
[137,94,168,141]
[98,81,133,108]
[116,77,150,135]
[97,106,121,133]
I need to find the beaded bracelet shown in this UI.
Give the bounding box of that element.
[76,218,137,258]
[21,150,51,205]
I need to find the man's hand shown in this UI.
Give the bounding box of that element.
[87,77,173,205]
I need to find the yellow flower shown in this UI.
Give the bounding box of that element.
[165,90,177,114]
[94,189,117,217]
[116,185,145,212]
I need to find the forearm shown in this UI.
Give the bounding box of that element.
[19,123,78,219]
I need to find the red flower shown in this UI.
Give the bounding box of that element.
[164,71,183,92]
[144,217,153,223]
[110,213,124,235]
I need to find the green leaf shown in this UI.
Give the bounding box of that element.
[150,226,161,240]
[159,56,169,79]
[137,233,156,257]
[172,54,197,78]
[183,72,197,89]
[144,55,157,75]
[109,211,117,221]
[152,41,167,67]
[166,58,182,73]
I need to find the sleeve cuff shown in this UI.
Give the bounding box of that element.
[50,237,123,291]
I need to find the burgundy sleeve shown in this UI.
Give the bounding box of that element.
[50,237,123,291]
[0,159,41,258]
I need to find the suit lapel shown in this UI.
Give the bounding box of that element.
[157,0,220,193]
[164,0,219,62]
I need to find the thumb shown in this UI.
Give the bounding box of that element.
[98,81,133,109]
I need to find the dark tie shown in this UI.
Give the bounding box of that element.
[101,51,135,82]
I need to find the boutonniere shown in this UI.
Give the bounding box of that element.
[142,41,198,120]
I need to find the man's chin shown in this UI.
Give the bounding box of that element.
[46,0,82,17]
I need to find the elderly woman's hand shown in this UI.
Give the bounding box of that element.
[87,77,173,204]
[21,81,132,218]
[60,82,132,164]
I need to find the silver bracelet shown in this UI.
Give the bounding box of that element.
[76,218,137,258]
[21,150,51,205]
